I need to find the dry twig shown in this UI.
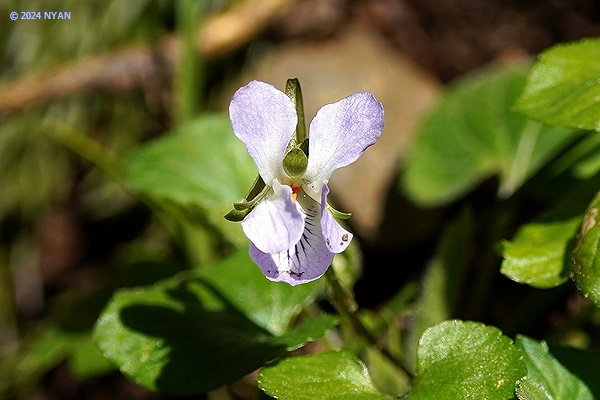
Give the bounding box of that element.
[0,0,295,116]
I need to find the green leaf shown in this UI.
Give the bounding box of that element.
[364,347,411,397]
[201,251,324,335]
[569,133,600,179]
[403,320,526,400]
[407,209,473,368]
[126,115,256,245]
[276,314,339,350]
[402,64,577,206]
[7,327,115,392]
[501,174,600,289]
[516,38,600,132]
[94,251,331,395]
[500,216,581,288]
[548,345,600,398]
[515,336,593,400]
[572,191,600,306]
[257,350,390,400]
[95,275,280,395]
[11,327,72,389]
[68,333,116,380]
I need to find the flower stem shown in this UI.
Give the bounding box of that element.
[324,267,414,378]
[285,78,307,144]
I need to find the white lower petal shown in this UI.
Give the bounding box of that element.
[249,194,334,286]
[242,180,305,254]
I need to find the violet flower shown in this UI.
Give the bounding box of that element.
[227,80,383,285]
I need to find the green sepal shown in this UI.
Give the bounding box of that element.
[244,175,266,202]
[224,208,251,222]
[225,175,268,222]
[327,204,351,219]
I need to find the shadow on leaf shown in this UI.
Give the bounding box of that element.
[116,277,287,395]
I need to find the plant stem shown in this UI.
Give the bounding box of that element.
[45,122,125,181]
[175,0,203,123]
[324,268,414,378]
[44,122,202,263]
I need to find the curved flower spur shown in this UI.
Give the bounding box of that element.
[225,79,384,285]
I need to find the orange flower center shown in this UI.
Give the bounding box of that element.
[291,185,303,201]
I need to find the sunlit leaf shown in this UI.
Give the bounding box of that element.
[515,336,593,400]
[402,65,577,206]
[516,38,600,132]
[2,256,182,393]
[258,350,390,400]
[501,216,581,288]
[403,320,526,400]
[126,115,256,245]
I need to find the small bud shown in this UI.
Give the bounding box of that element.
[283,147,308,177]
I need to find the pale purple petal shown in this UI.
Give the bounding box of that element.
[249,195,334,285]
[242,180,305,254]
[320,184,353,253]
[229,81,296,183]
[304,92,384,187]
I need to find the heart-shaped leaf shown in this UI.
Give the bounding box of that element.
[402,65,576,206]
[403,320,526,400]
[516,38,600,132]
[200,251,324,335]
